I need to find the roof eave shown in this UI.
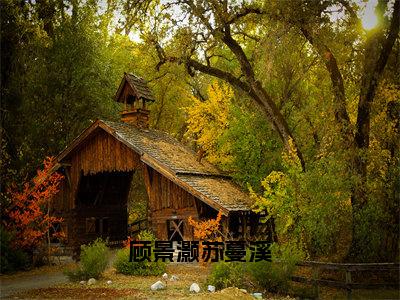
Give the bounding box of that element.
[114,72,128,102]
[56,119,102,163]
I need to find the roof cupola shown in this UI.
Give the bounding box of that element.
[114,73,155,128]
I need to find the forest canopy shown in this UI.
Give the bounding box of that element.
[1,0,399,263]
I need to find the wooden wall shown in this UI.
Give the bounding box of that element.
[73,206,128,246]
[52,178,71,213]
[143,168,199,240]
[63,129,141,210]
[53,128,208,244]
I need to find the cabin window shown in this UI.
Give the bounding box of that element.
[86,217,110,235]
[167,219,184,241]
[86,218,96,234]
[49,222,65,243]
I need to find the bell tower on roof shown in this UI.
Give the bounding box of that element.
[114,72,155,128]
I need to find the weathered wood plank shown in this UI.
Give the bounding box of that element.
[141,154,229,215]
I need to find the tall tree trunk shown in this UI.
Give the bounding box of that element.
[300,0,400,261]
[349,0,400,261]
[36,0,56,38]
[221,24,305,169]
[300,27,353,143]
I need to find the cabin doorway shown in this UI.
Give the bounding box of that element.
[127,170,149,236]
[167,219,184,241]
[75,171,133,244]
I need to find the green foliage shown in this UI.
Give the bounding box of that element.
[221,104,283,191]
[184,81,233,166]
[207,244,301,292]
[13,3,121,173]
[2,0,399,264]
[247,261,290,293]
[352,82,400,262]
[127,171,148,224]
[113,247,166,276]
[207,262,245,290]
[251,150,353,259]
[114,230,166,276]
[0,0,134,181]
[65,238,109,281]
[185,82,282,191]
[80,238,110,278]
[0,225,30,273]
[137,229,157,242]
[247,244,302,293]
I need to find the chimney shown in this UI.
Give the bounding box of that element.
[121,108,150,128]
[114,72,155,128]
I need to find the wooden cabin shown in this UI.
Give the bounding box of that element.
[51,73,273,252]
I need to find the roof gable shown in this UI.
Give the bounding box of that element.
[115,73,155,103]
[56,119,252,214]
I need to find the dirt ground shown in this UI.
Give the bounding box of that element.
[1,263,257,299]
[1,261,397,299]
[0,263,73,299]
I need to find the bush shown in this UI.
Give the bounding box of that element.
[114,230,166,276]
[65,238,109,281]
[0,225,30,273]
[205,243,302,293]
[114,247,166,276]
[247,244,301,293]
[137,230,157,242]
[207,261,245,290]
[247,261,291,293]
[80,239,109,278]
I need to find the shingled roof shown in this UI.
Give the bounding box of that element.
[115,73,156,103]
[56,119,253,214]
[102,120,221,175]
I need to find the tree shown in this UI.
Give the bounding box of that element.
[3,157,64,253]
[185,81,283,190]
[185,81,233,165]
[124,0,399,261]
[0,0,133,185]
[271,0,400,260]
[188,211,223,264]
[124,0,306,169]
[1,0,398,263]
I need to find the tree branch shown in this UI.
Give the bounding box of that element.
[300,27,351,136]
[220,24,305,169]
[227,6,263,25]
[232,30,261,42]
[184,0,215,32]
[338,0,360,22]
[355,0,400,149]
[186,58,251,93]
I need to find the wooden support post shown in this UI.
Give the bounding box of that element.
[312,266,319,299]
[345,270,352,300]
[65,167,72,188]
[141,164,153,197]
[141,164,153,230]
[243,214,247,240]
[221,216,229,239]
